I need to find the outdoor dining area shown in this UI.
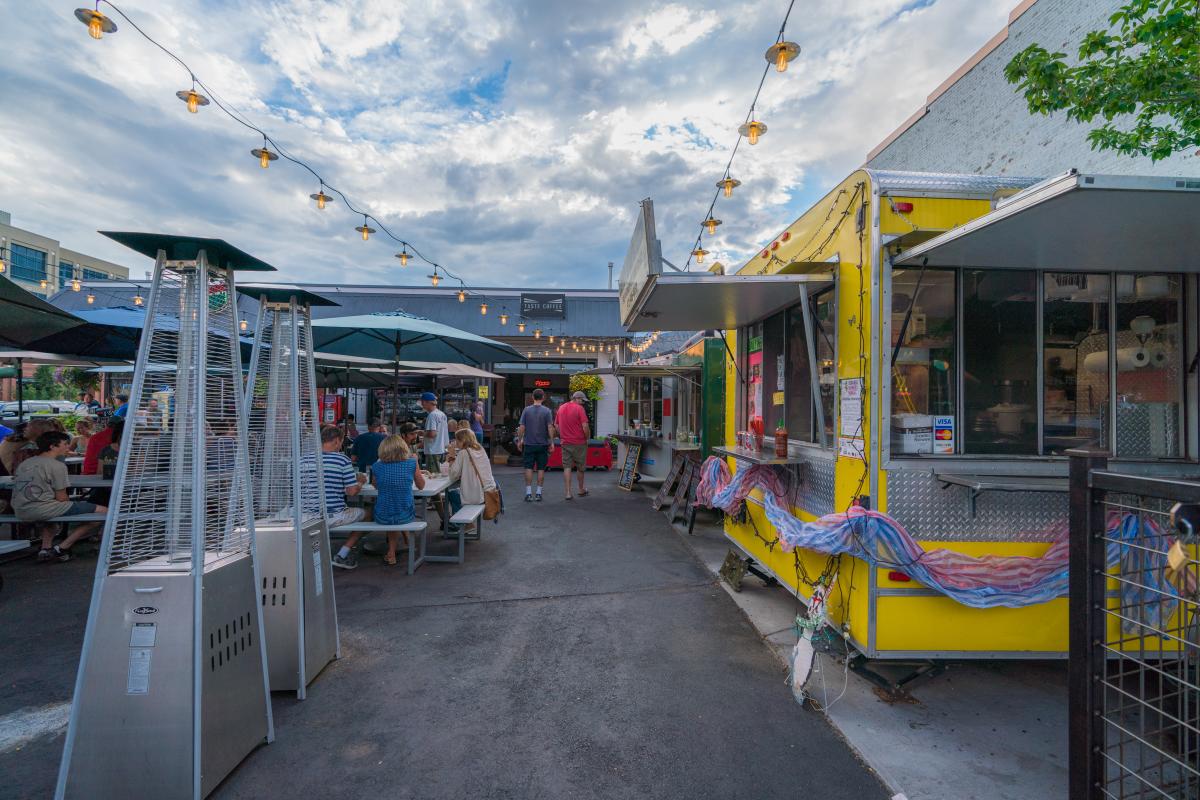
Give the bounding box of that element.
[0,233,518,798]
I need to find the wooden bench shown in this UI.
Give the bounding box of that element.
[328,520,428,575]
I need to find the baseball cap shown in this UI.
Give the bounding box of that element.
[420,391,437,402]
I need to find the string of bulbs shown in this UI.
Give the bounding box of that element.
[71,1,520,317]
[683,0,800,272]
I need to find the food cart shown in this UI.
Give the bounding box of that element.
[621,170,1200,659]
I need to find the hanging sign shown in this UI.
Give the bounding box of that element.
[521,293,566,318]
[839,377,864,438]
[618,442,642,491]
[477,385,490,400]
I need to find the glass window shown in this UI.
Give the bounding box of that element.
[785,304,813,442]
[762,312,786,437]
[82,267,108,280]
[814,289,836,444]
[963,270,1038,455]
[9,244,47,284]
[1113,274,1183,458]
[891,269,956,453]
[58,260,74,290]
[1043,274,1109,454]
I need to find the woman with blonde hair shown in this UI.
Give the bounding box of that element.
[447,428,497,534]
[70,418,95,455]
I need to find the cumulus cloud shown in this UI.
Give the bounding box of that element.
[0,0,1010,288]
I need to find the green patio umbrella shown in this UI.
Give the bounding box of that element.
[0,274,85,348]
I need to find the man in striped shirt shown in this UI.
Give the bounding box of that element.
[321,425,366,529]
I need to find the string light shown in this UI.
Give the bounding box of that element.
[71,277,81,292]
[310,186,331,210]
[133,292,144,306]
[691,247,709,264]
[86,291,95,304]
[534,328,541,339]
[627,331,661,354]
[458,289,466,303]
[765,41,800,73]
[75,7,116,39]
[429,269,440,287]
[176,86,209,114]
[718,177,741,198]
[500,311,508,325]
[703,217,722,235]
[250,138,278,169]
[738,120,767,146]
[517,321,526,333]
[355,215,375,241]
[480,302,488,316]
[396,247,409,267]
[239,319,248,331]
[548,334,554,344]
[40,278,49,290]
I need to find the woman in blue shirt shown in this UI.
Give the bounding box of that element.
[371,434,426,566]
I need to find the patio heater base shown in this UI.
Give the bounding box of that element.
[256,517,338,696]
[63,553,269,799]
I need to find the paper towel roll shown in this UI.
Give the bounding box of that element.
[1148,345,1169,368]
[1083,348,1150,373]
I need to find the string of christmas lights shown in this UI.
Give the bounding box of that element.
[682,0,800,272]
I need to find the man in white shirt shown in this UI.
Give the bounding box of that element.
[420,391,449,472]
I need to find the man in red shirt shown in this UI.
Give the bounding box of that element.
[554,391,591,500]
[82,419,122,475]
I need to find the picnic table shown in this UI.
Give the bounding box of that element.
[0,474,114,489]
[351,475,463,564]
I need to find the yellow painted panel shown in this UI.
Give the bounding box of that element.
[876,595,1067,654]
[880,196,994,237]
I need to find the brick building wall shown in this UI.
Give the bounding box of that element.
[866,0,1199,177]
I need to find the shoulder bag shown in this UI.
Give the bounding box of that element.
[468,450,502,520]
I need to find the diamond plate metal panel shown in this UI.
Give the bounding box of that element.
[796,455,836,517]
[885,468,1067,542]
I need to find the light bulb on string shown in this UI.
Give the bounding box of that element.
[71,277,81,292]
[765,41,800,73]
[39,278,48,290]
[355,216,375,241]
[86,291,95,304]
[239,319,248,331]
[548,334,554,344]
[397,248,409,267]
[251,138,278,169]
[429,269,440,287]
[133,292,144,306]
[703,217,722,235]
[500,312,509,325]
[176,86,209,114]
[517,321,526,333]
[310,185,331,210]
[534,328,541,339]
[0,257,6,274]
[717,177,741,198]
[738,120,767,146]
[480,302,488,316]
[457,289,466,303]
[75,7,117,39]
[691,247,709,264]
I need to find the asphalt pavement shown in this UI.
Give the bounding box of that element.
[0,466,888,800]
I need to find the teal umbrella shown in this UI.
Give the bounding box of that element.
[311,311,522,429]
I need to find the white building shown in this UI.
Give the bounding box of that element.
[0,210,130,298]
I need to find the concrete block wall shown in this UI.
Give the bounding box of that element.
[866,0,1199,178]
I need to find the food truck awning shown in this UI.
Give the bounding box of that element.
[895,172,1200,271]
[623,273,833,332]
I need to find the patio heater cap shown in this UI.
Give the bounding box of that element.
[176,88,210,114]
[765,41,800,73]
[75,7,116,39]
[717,176,741,198]
[355,216,376,241]
[738,120,767,146]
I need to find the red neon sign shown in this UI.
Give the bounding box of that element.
[533,379,551,388]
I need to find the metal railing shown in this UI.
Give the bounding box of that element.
[1069,451,1200,800]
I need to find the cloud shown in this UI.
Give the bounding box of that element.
[0,0,1012,290]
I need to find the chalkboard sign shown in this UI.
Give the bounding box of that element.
[618,442,642,491]
[669,461,695,522]
[652,452,686,509]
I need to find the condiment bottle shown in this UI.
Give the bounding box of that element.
[774,421,788,458]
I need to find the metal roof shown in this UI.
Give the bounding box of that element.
[865,170,1043,198]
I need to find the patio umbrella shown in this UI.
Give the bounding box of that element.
[310,311,522,428]
[25,306,256,362]
[0,274,85,348]
[0,350,120,421]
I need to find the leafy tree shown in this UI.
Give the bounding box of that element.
[1004,0,1199,161]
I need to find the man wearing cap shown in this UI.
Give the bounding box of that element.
[517,388,555,502]
[556,391,591,500]
[420,392,449,473]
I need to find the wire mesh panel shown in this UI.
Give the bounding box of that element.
[245,300,327,525]
[105,264,254,572]
[1070,455,1200,800]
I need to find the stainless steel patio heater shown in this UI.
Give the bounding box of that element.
[241,283,340,698]
[56,233,276,800]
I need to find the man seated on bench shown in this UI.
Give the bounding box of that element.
[322,424,367,530]
[333,434,426,569]
[12,432,108,563]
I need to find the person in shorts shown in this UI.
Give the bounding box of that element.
[555,390,592,500]
[517,388,556,502]
[12,431,108,562]
[321,425,366,530]
[420,392,449,473]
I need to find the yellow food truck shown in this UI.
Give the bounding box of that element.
[621,169,1200,660]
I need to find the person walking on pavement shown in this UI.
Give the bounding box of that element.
[420,392,449,473]
[517,388,555,502]
[556,390,591,500]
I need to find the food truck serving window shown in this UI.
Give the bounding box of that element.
[889,267,1185,458]
[740,287,835,446]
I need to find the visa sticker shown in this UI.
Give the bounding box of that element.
[932,416,955,454]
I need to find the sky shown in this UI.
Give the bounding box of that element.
[0,0,1013,290]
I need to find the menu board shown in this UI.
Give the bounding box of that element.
[669,461,695,522]
[652,452,686,509]
[618,442,643,491]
